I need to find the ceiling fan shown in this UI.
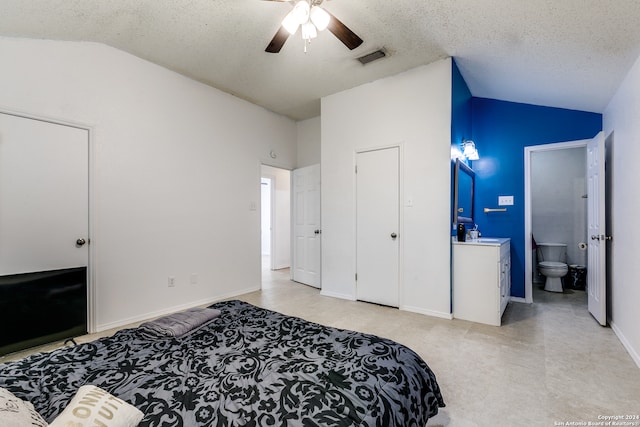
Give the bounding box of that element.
[264,0,363,53]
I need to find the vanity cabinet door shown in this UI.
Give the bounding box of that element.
[499,243,511,316]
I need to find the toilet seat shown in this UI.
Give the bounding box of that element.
[538,261,568,271]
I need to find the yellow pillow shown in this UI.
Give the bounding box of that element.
[49,385,143,427]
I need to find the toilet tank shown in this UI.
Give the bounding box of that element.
[537,243,567,263]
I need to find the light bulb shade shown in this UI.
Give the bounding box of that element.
[282,10,300,35]
[466,149,479,161]
[302,21,317,40]
[292,0,310,25]
[462,140,476,156]
[310,6,330,31]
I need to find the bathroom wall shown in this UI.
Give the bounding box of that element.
[471,98,602,298]
[451,60,472,155]
[531,147,587,266]
[451,60,473,234]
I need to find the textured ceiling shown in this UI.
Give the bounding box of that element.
[2,0,640,120]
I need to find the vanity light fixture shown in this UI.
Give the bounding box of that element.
[462,139,479,161]
[451,146,465,160]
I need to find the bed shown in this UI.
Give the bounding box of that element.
[0,300,445,426]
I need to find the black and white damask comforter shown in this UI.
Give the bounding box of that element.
[0,300,445,426]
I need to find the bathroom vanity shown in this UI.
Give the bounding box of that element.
[452,238,511,326]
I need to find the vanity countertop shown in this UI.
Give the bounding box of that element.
[452,237,510,246]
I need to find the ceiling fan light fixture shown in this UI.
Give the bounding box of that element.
[265,0,363,54]
[302,21,317,40]
[310,6,330,31]
[281,10,300,35]
[291,0,310,25]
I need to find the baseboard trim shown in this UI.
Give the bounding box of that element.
[320,290,356,301]
[95,285,260,332]
[401,305,453,320]
[610,320,640,369]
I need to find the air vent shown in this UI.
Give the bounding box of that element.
[356,49,387,65]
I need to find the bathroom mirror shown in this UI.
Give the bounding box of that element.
[453,158,475,225]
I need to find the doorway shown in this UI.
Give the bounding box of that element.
[524,140,588,304]
[260,165,291,280]
[0,111,92,353]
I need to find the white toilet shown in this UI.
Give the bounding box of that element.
[537,243,568,293]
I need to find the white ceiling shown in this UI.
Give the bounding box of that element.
[2,0,640,121]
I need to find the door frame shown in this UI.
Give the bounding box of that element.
[0,108,96,332]
[260,174,276,271]
[524,139,589,303]
[353,143,404,305]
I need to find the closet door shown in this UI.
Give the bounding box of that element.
[356,147,399,307]
[0,113,89,276]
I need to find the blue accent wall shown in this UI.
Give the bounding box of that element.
[451,60,472,150]
[470,97,602,298]
[451,60,472,232]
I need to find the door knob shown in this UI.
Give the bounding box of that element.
[390,233,397,239]
[76,238,86,247]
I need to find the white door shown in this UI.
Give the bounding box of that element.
[0,113,89,276]
[587,131,607,326]
[292,164,321,288]
[356,147,399,307]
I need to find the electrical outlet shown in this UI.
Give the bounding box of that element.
[168,276,176,287]
[190,273,198,285]
[498,195,514,206]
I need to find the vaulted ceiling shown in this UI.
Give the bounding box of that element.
[2,0,640,120]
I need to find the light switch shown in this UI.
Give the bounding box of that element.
[498,195,514,206]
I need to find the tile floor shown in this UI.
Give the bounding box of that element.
[3,267,639,426]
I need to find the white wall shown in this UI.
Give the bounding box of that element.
[296,116,321,167]
[320,59,452,318]
[0,37,297,331]
[261,165,291,270]
[603,53,640,368]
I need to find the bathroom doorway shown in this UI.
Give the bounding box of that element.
[524,140,588,304]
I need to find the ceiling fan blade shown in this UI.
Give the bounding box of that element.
[266,26,291,53]
[325,10,363,50]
